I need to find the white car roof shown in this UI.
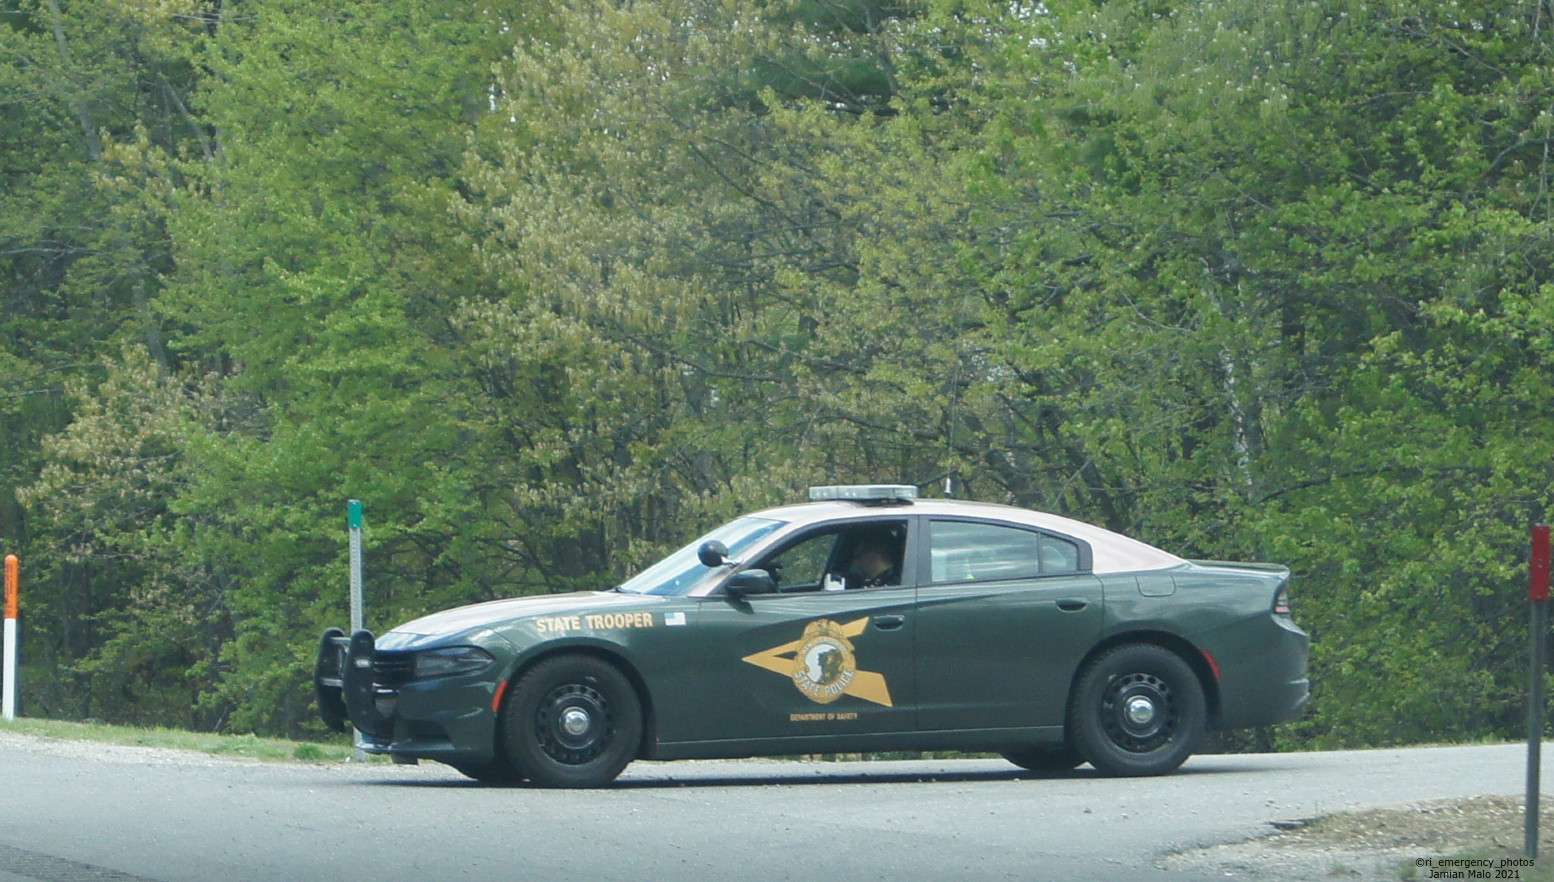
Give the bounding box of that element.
[751,499,1186,575]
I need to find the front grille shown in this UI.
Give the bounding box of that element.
[373,651,416,687]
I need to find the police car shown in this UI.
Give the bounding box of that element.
[315,485,1309,787]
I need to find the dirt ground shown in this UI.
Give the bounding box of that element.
[1160,795,1554,881]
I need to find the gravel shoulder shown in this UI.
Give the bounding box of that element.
[1162,795,1554,881]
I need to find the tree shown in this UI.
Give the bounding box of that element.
[975,0,1554,745]
[457,0,1048,591]
[1,0,207,719]
[150,0,522,733]
[19,349,227,725]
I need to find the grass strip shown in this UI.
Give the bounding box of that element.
[0,717,364,763]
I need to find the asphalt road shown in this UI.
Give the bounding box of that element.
[0,736,1538,882]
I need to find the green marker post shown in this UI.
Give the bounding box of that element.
[348,500,364,635]
[348,500,365,762]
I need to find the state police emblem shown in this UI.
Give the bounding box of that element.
[790,619,858,704]
[741,617,893,707]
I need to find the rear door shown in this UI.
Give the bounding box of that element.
[914,517,1103,731]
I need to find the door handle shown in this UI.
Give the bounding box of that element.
[873,615,906,630]
[1056,599,1088,612]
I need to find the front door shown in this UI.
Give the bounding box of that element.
[687,519,917,742]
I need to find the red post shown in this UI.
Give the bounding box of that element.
[3,554,15,620]
[3,554,15,721]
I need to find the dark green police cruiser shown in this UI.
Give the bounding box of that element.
[315,485,1309,787]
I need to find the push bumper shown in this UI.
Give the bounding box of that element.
[314,628,503,762]
[313,628,394,740]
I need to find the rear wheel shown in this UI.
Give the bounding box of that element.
[500,655,642,788]
[1001,745,1085,773]
[1069,644,1205,777]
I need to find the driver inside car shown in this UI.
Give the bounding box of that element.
[843,534,902,589]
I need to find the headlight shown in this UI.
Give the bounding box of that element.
[414,646,495,679]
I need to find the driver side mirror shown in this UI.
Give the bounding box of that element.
[698,540,730,568]
[725,569,777,598]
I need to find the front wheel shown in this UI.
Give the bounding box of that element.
[1069,644,1206,777]
[500,655,642,788]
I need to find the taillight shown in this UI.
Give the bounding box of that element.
[1273,584,1292,616]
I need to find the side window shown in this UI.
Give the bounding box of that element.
[930,521,1079,583]
[756,521,909,592]
[1040,535,1080,574]
[764,531,838,591]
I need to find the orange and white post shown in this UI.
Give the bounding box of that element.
[3,554,17,720]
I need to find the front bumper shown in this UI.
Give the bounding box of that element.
[313,628,502,762]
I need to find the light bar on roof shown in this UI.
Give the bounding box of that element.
[808,484,919,502]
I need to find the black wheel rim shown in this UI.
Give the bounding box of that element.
[1100,672,1178,754]
[534,682,612,765]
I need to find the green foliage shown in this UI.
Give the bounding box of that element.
[18,348,225,726]
[5,0,1554,749]
[1,0,207,720]
[150,0,522,734]
[986,0,1554,745]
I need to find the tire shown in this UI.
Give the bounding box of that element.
[446,756,525,785]
[1001,745,1085,773]
[500,655,642,788]
[1069,644,1206,777]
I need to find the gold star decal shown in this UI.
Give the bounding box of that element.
[741,617,893,707]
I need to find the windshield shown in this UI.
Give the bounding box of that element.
[618,517,785,596]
